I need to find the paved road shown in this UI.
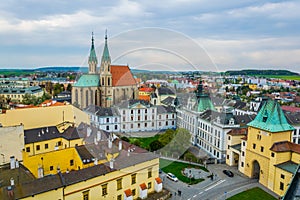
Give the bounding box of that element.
[161,162,279,200]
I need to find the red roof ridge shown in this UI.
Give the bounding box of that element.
[140,183,147,190]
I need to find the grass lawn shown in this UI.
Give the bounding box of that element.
[227,187,276,200]
[159,158,208,184]
[129,134,160,149]
[256,75,300,81]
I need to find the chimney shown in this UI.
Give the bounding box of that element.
[94,137,98,145]
[109,159,114,169]
[118,140,122,151]
[108,138,112,149]
[94,158,98,166]
[87,127,92,137]
[10,156,15,169]
[97,131,101,141]
[15,159,19,168]
[38,167,44,178]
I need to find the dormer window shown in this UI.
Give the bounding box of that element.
[229,118,234,125]
[262,110,268,122]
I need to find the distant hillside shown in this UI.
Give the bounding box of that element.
[225,69,299,76]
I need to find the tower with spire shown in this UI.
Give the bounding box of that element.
[88,32,98,74]
[99,31,113,107]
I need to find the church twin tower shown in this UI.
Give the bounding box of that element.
[72,33,138,109]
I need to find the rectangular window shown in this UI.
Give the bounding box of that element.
[145,109,147,113]
[271,152,275,157]
[242,151,245,156]
[36,145,40,151]
[166,121,168,126]
[45,144,48,149]
[106,125,109,131]
[131,124,133,128]
[148,182,152,189]
[241,162,244,167]
[132,189,136,196]
[281,174,285,179]
[145,123,147,127]
[228,136,231,140]
[243,142,245,146]
[115,125,118,130]
[227,155,229,159]
[131,174,136,184]
[131,116,134,121]
[148,168,152,178]
[145,116,147,120]
[83,190,89,200]
[123,110,125,115]
[138,123,140,128]
[123,125,125,129]
[58,141,62,146]
[117,179,122,190]
[131,110,133,114]
[26,147,30,152]
[138,116,141,120]
[123,117,125,121]
[280,182,284,190]
[106,118,109,123]
[138,109,141,114]
[261,146,264,152]
[102,184,108,196]
[253,143,256,149]
[50,166,54,171]
[70,159,74,166]
[117,195,122,200]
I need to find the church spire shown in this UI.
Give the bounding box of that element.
[101,30,111,64]
[88,32,98,74]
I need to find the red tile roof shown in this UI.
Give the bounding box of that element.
[270,141,300,154]
[124,189,132,197]
[139,87,154,92]
[111,65,136,86]
[228,128,248,136]
[281,105,300,113]
[155,177,162,184]
[140,183,147,190]
[241,136,248,141]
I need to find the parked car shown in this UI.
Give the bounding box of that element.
[166,173,178,182]
[223,170,234,177]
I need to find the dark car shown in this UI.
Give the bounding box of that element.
[223,170,234,177]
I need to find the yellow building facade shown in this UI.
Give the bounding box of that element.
[5,122,162,200]
[226,99,299,197]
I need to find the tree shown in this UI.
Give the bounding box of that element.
[149,140,163,151]
[66,83,72,92]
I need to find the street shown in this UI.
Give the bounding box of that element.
[161,163,278,200]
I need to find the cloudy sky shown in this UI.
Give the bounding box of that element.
[0,0,299,73]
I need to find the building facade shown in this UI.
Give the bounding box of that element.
[72,33,138,109]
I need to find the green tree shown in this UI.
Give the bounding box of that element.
[66,83,72,92]
[149,140,163,151]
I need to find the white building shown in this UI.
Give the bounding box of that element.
[84,105,120,132]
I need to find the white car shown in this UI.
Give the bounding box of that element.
[167,173,178,182]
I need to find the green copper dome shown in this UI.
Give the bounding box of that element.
[247,99,294,132]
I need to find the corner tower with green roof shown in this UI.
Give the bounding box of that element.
[195,80,215,112]
[242,98,296,196]
[88,33,98,74]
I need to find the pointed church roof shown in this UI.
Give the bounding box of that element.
[101,31,111,63]
[88,33,97,63]
[247,99,294,132]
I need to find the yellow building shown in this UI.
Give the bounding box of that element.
[226,99,298,197]
[1,123,162,200]
[0,103,89,129]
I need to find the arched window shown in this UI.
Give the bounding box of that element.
[85,90,89,107]
[75,89,78,103]
[108,77,110,86]
[90,90,93,105]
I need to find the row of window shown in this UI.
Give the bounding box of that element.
[26,141,62,152]
[83,170,152,200]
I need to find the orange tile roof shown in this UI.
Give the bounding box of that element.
[139,87,154,92]
[111,65,136,86]
[39,100,65,107]
[155,177,162,184]
[140,183,147,190]
[124,189,132,197]
[270,141,300,154]
[241,136,247,141]
[138,95,150,102]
